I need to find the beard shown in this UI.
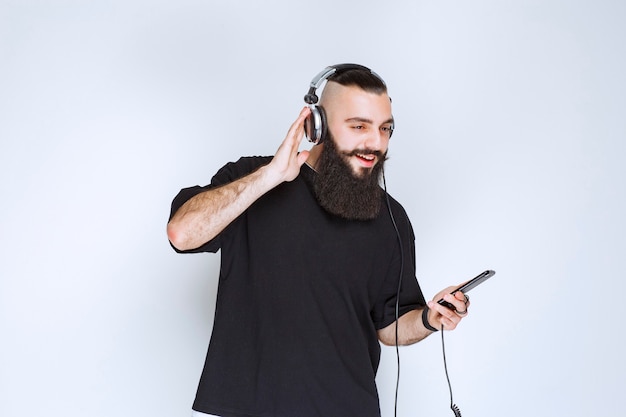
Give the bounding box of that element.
[312,133,387,221]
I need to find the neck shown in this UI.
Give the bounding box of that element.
[305,144,323,171]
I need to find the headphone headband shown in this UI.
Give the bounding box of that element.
[304,63,384,104]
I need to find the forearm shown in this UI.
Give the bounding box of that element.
[167,164,281,251]
[377,309,434,346]
[167,107,311,251]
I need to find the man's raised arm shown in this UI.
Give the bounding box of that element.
[167,107,311,251]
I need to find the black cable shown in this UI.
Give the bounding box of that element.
[441,325,462,417]
[381,170,404,417]
[384,167,464,417]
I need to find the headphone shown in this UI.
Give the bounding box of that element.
[303,63,392,145]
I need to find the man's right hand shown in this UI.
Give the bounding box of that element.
[264,106,311,186]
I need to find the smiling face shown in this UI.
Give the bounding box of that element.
[318,81,394,178]
[305,81,394,220]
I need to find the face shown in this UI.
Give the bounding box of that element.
[321,83,394,178]
[309,83,393,220]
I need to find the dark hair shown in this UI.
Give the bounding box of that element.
[328,68,388,95]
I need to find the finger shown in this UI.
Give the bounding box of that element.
[296,150,310,166]
[443,293,467,314]
[428,301,462,330]
[275,108,309,157]
[454,291,469,314]
[454,291,470,305]
[437,294,467,317]
[454,291,467,302]
[428,300,461,323]
[288,107,310,136]
[442,315,462,330]
[284,107,310,151]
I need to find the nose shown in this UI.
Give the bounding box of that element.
[364,129,389,151]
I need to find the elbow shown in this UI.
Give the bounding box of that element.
[167,221,187,251]
[379,338,395,347]
[377,328,395,346]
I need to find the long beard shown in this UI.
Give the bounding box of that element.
[312,135,386,221]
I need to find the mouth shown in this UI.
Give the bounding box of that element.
[354,153,377,168]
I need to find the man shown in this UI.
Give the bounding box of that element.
[167,64,470,417]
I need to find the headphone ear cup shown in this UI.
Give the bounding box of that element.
[317,106,328,144]
[305,105,326,145]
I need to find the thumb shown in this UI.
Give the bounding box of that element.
[297,150,310,166]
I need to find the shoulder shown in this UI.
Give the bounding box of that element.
[381,192,415,239]
[382,192,409,219]
[211,156,273,186]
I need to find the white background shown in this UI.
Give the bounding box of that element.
[1,1,624,416]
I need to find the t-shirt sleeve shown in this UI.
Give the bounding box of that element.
[371,202,427,330]
[168,156,273,254]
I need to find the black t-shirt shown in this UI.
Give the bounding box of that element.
[170,156,426,417]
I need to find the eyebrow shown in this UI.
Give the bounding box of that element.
[345,117,394,125]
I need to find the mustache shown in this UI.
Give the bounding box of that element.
[340,149,387,158]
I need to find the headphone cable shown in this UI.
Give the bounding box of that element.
[442,325,463,417]
[383,170,462,417]
[381,169,404,417]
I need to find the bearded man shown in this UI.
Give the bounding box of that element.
[167,64,471,417]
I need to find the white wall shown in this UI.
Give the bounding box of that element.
[1,1,624,416]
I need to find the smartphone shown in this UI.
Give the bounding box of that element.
[436,269,496,310]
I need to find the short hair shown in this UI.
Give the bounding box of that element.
[327,67,388,95]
